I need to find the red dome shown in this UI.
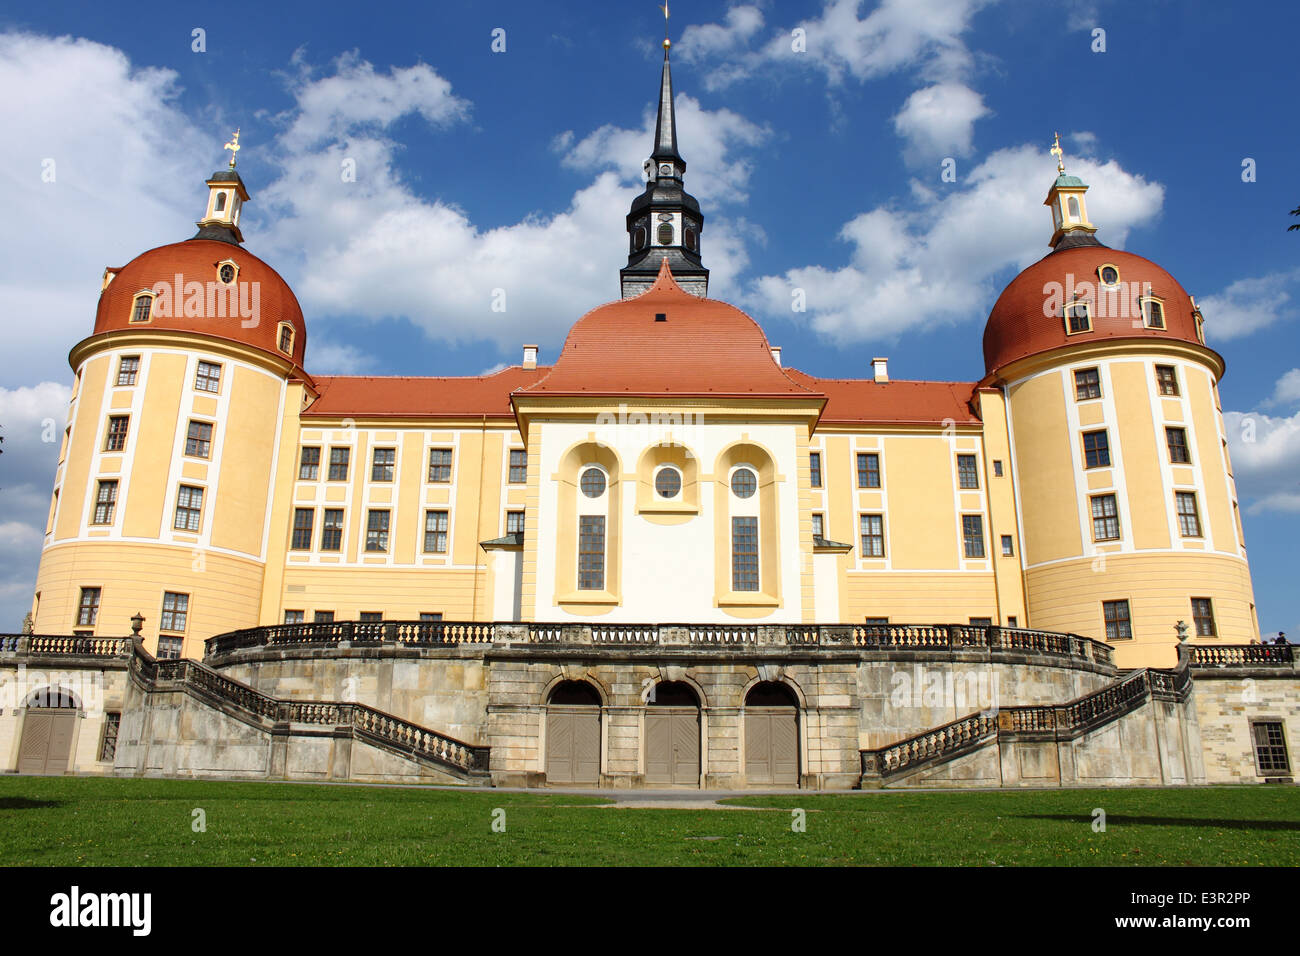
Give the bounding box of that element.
[94,239,306,368]
[983,245,1203,378]
[521,258,814,397]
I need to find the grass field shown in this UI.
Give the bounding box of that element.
[0,776,1296,866]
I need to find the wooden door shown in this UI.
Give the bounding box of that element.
[546,706,601,785]
[18,711,77,775]
[645,707,700,786]
[745,707,798,786]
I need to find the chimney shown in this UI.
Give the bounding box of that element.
[872,357,889,383]
[522,345,538,370]
[770,346,782,366]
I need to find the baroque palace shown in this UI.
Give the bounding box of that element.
[1,36,1295,791]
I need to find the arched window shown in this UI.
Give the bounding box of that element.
[130,293,153,323]
[1067,196,1081,222]
[657,222,674,245]
[277,323,295,355]
[214,191,227,213]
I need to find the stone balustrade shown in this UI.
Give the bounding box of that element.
[1189,644,1294,667]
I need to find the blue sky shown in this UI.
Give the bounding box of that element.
[1,0,1297,636]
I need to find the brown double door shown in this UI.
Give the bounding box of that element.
[546,705,601,785]
[745,707,799,786]
[645,707,700,787]
[18,710,78,775]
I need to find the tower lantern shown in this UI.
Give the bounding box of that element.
[195,129,250,245]
[1044,132,1097,249]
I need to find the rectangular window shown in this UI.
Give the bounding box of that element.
[359,612,383,623]
[365,510,390,552]
[116,356,140,386]
[1166,426,1190,463]
[320,509,344,551]
[1007,616,1018,627]
[1065,301,1091,333]
[1000,534,1014,557]
[969,617,993,627]
[195,361,221,393]
[99,712,121,762]
[291,508,314,550]
[1191,597,1216,637]
[130,296,152,323]
[1082,430,1111,468]
[371,447,395,482]
[864,617,889,626]
[428,448,453,483]
[283,610,305,624]
[1103,599,1133,640]
[957,454,979,489]
[185,420,213,459]
[731,516,759,591]
[77,587,101,627]
[859,514,885,557]
[313,610,335,623]
[1176,491,1202,537]
[160,591,189,632]
[578,515,606,590]
[1251,722,1291,775]
[419,612,443,623]
[856,452,881,488]
[423,510,449,553]
[156,636,183,660]
[298,446,320,480]
[1074,367,1102,400]
[962,515,986,558]
[993,460,1004,477]
[174,485,203,532]
[509,449,528,484]
[93,480,118,525]
[328,447,350,481]
[279,325,294,353]
[1091,493,1121,541]
[809,452,823,488]
[506,510,525,535]
[1142,298,1165,329]
[811,513,824,539]
[105,415,129,452]
[1155,365,1180,396]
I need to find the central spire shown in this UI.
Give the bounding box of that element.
[620,25,708,299]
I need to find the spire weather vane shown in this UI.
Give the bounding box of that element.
[224,128,241,168]
[1050,131,1065,174]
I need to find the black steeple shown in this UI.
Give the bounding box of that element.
[620,38,708,299]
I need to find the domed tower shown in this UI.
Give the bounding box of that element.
[983,138,1259,668]
[30,136,309,659]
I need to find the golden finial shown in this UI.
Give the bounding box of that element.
[1050,131,1065,174]
[661,1,671,49]
[223,128,241,168]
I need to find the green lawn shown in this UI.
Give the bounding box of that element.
[0,776,1296,866]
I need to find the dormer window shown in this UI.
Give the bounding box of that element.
[1098,264,1120,287]
[218,261,238,285]
[1064,300,1092,334]
[1141,296,1165,329]
[277,323,294,355]
[130,292,154,323]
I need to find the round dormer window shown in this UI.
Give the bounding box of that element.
[219,263,236,285]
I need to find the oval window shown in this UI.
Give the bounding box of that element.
[657,223,674,245]
[580,467,606,499]
[731,468,757,499]
[1099,265,1119,286]
[219,263,236,284]
[655,467,682,499]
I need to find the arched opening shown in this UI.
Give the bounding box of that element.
[18,687,80,775]
[214,191,227,213]
[744,681,799,787]
[645,681,701,787]
[546,680,601,785]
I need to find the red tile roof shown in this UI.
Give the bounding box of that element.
[983,246,1205,376]
[518,258,819,398]
[95,239,308,368]
[783,369,980,426]
[304,366,550,419]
